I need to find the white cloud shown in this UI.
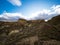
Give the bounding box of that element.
[8,0,22,6]
[0,5,60,22]
[0,11,26,22]
[29,5,60,20]
[51,5,60,14]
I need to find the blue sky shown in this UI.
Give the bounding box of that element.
[0,0,60,21]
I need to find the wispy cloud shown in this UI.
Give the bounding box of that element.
[29,5,60,20]
[8,0,22,6]
[51,5,60,14]
[0,5,60,22]
[0,11,26,22]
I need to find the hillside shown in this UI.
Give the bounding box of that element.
[47,15,60,31]
[48,15,60,25]
[0,15,60,45]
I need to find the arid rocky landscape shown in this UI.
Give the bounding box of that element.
[0,15,60,45]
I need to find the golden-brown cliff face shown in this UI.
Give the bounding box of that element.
[0,15,60,45]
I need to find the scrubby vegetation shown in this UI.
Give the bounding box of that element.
[0,15,60,45]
